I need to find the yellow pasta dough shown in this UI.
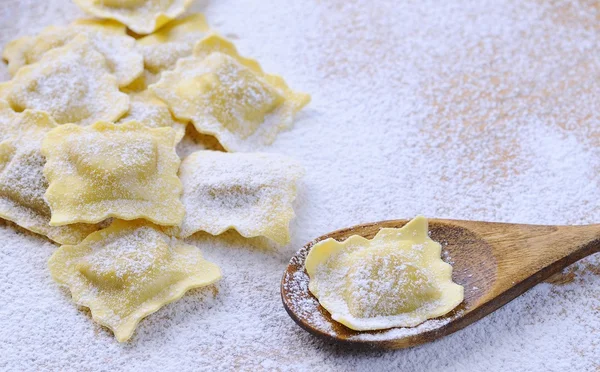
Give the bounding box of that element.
[305,216,464,331]
[121,69,160,93]
[0,100,21,142]
[117,90,187,142]
[0,105,101,244]
[48,219,222,342]
[0,34,129,125]
[1,35,35,76]
[1,19,142,87]
[41,120,185,226]
[73,0,194,35]
[177,150,304,245]
[138,13,210,74]
[150,34,311,152]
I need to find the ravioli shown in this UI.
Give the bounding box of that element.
[177,150,304,245]
[2,19,142,87]
[48,219,221,342]
[0,100,21,142]
[1,35,34,76]
[73,0,194,34]
[0,106,101,244]
[305,216,464,331]
[138,13,210,75]
[117,90,187,142]
[41,120,185,226]
[150,34,311,152]
[0,34,129,126]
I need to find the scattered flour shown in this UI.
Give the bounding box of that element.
[1,0,599,371]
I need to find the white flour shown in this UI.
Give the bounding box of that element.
[0,0,599,371]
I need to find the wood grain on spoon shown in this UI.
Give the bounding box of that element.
[281,219,600,349]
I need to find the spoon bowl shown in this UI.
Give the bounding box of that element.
[281,219,600,349]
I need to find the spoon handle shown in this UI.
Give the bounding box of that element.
[448,221,600,308]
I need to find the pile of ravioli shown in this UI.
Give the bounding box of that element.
[0,0,309,342]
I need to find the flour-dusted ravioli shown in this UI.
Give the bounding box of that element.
[73,0,194,35]
[117,90,186,141]
[0,100,21,142]
[1,35,35,76]
[138,13,210,75]
[150,34,311,152]
[48,219,221,342]
[305,216,464,331]
[0,35,129,125]
[178,151,304,245]
[41,120,185,226]
[0,107,101,244]
[1,19,142,86]
[120,70,157,93]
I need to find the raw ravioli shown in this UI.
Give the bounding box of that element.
[2,19,125,76]
[177,150,304,245]
[0,105,101,244]
[41,120,184,226]
[0,35,129,125]
[305,216,464,331]
[2,19,142,87]
[73,0,194,34]
[0,100,21,142]
[150,34,310,152]
[48,219,221,342]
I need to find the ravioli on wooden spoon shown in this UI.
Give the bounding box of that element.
[305,216,464,331]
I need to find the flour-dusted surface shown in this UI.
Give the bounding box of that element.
[1,0,599,371]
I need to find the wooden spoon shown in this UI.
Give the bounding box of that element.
[281,219,600,349]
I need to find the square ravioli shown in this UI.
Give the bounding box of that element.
[2,19,143,87]
[305,216,464,331]
[41,120,185,227]
[73,0,194,34]
[0,34,129,126]
[2,20,125,76]
[150,34,310,152]
[178,151,304,245]
[0,106,101,244]
[48,219,221,342]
